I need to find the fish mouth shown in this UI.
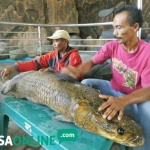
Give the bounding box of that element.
[125,135,144,147]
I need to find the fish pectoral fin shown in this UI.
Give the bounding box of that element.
[52,115,72,122]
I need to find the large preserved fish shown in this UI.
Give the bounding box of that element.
[1,71,144,147]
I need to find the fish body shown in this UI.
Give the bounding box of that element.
[1,71,144,147]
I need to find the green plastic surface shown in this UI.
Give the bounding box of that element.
[1,97,114,150]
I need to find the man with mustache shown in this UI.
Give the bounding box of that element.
[1,30,82,79]
[61,5,150,150]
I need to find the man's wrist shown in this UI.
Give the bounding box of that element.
[13,64,18,71]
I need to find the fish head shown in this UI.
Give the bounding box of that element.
[113,116,144,147]
[94,113,144,147]
[74,98,144,147]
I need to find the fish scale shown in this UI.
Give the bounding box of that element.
[1,70,144,147]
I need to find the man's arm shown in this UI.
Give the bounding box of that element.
[98,87,150,120]
[61,59,96,79]
[1,58,40,79]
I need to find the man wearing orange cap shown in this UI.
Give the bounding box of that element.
[1,30,82,79]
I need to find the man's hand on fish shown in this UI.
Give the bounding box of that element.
[98,94,126,121]
[61,66,82,79]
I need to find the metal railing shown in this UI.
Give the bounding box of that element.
[0,21,113,58]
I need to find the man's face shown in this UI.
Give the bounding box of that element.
[52,39,68,52]
[113,11,137,44]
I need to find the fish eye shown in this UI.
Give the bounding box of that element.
[117,127,124,135]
